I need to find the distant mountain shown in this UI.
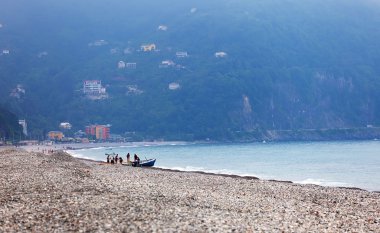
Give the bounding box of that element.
[1,0,380,140]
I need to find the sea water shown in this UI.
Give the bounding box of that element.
[67,140,380,191]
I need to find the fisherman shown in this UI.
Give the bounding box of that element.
[133,154,140,167]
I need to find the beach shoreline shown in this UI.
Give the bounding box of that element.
[1,148,379,232]
[19,142,379,192]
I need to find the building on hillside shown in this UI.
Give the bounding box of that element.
[159,60,175,68]
[10,84,26,99]
[59,122,72,130]
[83,80,107,100]
[168,82,180,90]
[85,124,111,140]
[118,61,126,69]
[18,120,27,136]
[48,131,64,141]
[88,39,108,47]
[157,25,168,31]
[141,44,156,52]
[176,51,188,58]
[126,62,137,69]
[215,51,227,58]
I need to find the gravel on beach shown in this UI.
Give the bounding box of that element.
[0,148,379,232]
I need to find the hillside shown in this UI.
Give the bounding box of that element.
[0,106,22,141]
[1,0,380,140]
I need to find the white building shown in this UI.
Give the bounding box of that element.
[168,82,180,90]
[83,80,106,94]
[2,50,10,54]
[158,25,168,31]
[215,52,227,58]
[88,40,108,47]
[126,63,137,69]
[59,122,72,130]
[18,120,27,136]
[176,51,188,58]
[159,60,175,68]
[118,61,126,69]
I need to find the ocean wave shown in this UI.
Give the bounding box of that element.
[295,178,351,188]
[156,166,262,178]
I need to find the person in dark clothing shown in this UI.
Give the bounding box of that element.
[106,154,110,163]
[115,154,119,164]
[111,156,115,164]
[119,157,123,164]
[132,154,140,167]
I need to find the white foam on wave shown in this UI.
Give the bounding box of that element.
[295,178,351,188]
[66,150,104,161]
[156,166,262,178]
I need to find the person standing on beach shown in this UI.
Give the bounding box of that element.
[106,154,110,163]
[115,154,119,164]
[126,153,131,164]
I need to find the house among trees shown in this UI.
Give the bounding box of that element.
[168,82,180,90]
[141,44,156,52]
[126,63,137,69]
[88,39,108,47]
[215,51,227,58]
[59,122,72,130]
[83,80,108,99]
[159,60,175,68]
[158,25,168,31]
[118,61,126,69]
[10,84,25,99]
[176,51,188,58]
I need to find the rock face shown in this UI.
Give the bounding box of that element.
[0,149,379,232]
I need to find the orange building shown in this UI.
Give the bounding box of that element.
[48,131,64,140]
[85,125,110,140]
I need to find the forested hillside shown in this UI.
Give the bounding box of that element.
[0,106,22,140]
[1,0,380,140]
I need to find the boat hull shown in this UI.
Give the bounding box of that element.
[140,159,156,167]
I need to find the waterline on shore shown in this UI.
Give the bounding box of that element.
[65,140,380,192]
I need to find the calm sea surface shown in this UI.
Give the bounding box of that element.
[67,140,380,191]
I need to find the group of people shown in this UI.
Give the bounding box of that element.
[106,152,140,166]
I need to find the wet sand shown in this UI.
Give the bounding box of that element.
[0,148,379,232]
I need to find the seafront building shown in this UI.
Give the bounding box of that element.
[18,120,27,136]
[85,125,111,140]
[48,131,64,141]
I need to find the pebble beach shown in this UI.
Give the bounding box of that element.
[0,148,379,232]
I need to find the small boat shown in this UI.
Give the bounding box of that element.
[124,158,156,167]
[139,158,156,167]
